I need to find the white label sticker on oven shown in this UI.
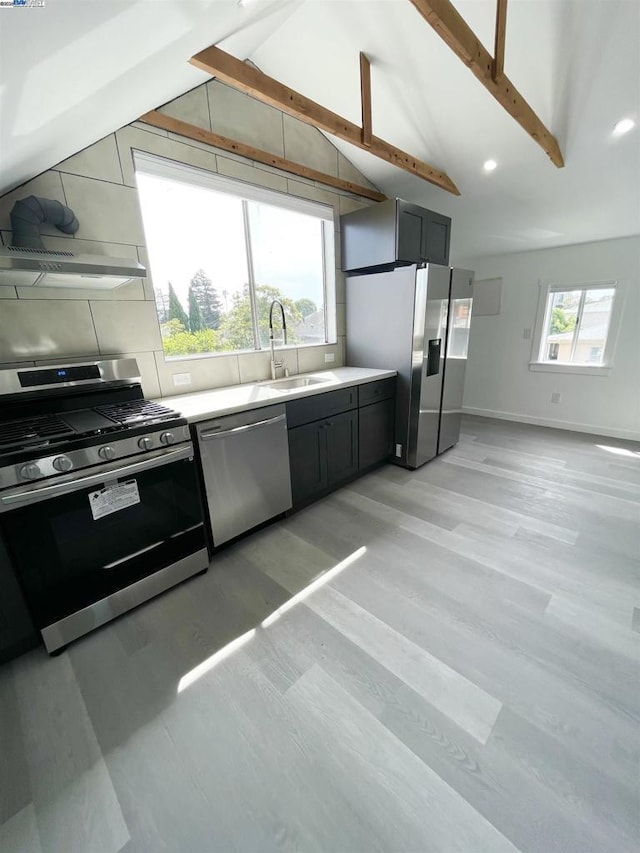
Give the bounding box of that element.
[89,480,140,520]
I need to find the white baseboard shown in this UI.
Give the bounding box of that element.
[462,406,640,442]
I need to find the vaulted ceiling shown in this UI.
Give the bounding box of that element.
[1,0,638,258]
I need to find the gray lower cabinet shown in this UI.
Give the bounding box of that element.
[326,410,359,486]
[287,379,395,509]
[288,410,358,507]
[0,538,38,663]
[359,398,395,470]
[287,419,327,506]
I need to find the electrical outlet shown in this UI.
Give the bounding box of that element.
[395,444,402,458]
[523,327,532,340]
[324,352,335,363]
[172,373,191,387]
[551,392,561,404]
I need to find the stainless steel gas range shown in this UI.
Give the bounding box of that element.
[0,358,208,654]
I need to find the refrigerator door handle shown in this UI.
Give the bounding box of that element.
[426,338,442,376]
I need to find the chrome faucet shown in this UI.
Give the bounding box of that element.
[269,299,288,380]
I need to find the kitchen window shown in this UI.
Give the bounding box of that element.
[530,281,620,375]
[134,153,336,359]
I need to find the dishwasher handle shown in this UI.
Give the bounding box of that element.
[200,413,286,441]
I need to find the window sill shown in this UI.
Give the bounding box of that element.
[529,362,612,377]
[163,341,337,363]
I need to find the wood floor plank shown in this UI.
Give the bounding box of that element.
[356,466,580,545]
[334,489,553,613]
[273,605,635,853]
[325,549,640,788]
[467,445,640,500]
[545,594,640,659]
[308,583,503,744]
[12,651,129,853]
[0,665,31,825]
[158,616,416,853]
[487,705,639,851]
[286,664,521,853]
[1,415,638,852]
[0,803,42,853]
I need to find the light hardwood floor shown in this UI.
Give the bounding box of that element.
[1,416,638,853]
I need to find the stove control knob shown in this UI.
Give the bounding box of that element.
[160,432,175,446]
[52,455,73,473]
[98,446,116,461]
[20,463,41,480]
[138,436,153,450]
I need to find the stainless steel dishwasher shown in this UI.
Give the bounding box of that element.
[195,404,292,546]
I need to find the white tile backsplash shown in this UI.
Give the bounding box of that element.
[286,180,340,217]
[216,156,288,193]
[283,115,338,177]
[297,343,344,374]
[339,195,371,216]
[154,351,241,397]
[237,348,300,384]
[61,173,145,245]
[208,81,285,157]
[337,152,378,191]
[115,126,218,187]
[159,86,211,131]
[0,301,98,361]
[55,134,123,184]
[90,301,163,354]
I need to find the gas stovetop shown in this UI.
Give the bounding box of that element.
[0,359,191,492]
[0,400,179,455]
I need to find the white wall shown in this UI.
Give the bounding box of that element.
[455,236,640,441]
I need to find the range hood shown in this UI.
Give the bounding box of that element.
[0,194,146,290]
[0,245,147,290]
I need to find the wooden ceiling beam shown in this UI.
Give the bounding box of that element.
[493,0,508,81]
[190,45,460,195]
[359,52,373,147]
[407,0,564,167]
[138,110,387,203]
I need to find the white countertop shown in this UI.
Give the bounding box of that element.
[155,367,396,424]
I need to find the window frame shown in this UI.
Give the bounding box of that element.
[134,151,337,360]
[530,279,622,376]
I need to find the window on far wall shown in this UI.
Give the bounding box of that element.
[538,284,616,366]
[134,152,335,359]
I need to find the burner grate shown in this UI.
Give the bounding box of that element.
[0,414,75,451]
[96,399,178,425]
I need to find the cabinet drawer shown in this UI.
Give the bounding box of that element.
[358,378,395,407]
[286,387,357,429]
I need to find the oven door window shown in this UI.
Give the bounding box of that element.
[3,458,205,628]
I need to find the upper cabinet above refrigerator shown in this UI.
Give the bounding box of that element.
[341,198,451,273]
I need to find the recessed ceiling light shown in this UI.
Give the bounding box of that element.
[613,118,636,136]
[483,159,498,172]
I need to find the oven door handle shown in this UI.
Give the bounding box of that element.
[0,444,194,511]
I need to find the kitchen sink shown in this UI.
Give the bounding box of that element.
[264,376,331,390]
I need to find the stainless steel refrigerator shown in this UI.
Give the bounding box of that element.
[346,263,474,469]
